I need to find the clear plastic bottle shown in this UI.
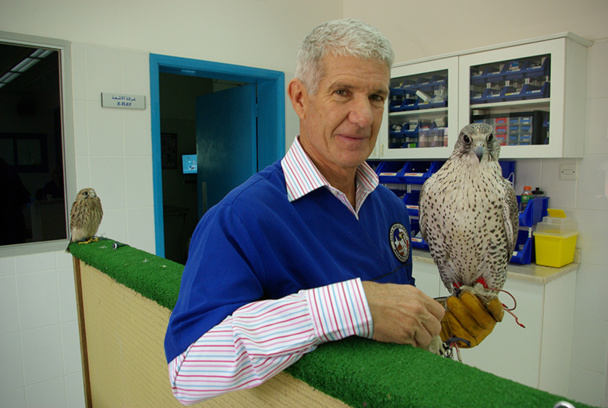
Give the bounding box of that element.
[520,186,533,212]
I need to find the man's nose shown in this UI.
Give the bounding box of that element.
[348,96,374,128]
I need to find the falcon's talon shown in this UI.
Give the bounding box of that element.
[437,338,466,362]
[78,236,99,245]
[446,336,471,348]
[453,342,463,362]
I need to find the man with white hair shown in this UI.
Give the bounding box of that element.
[165,19,496,405]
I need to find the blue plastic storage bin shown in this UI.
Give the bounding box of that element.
[409,219,429,250]
[508,196,549,264]
[402,161,444,184]
[510,229,534,264]
[499,160,516,183]
[519,196,549,227]
[375,161,406,184]
[374,160,446,185]
[402,191,420,217]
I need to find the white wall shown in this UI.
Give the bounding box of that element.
[344,1,608,406]
[0,1,341,407]
[1,0,607,406]
[344,0,608,59]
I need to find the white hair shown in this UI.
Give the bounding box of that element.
[295,18,394,94]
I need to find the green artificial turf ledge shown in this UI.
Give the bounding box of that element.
[68,238,597,408]
[68,238,182,310]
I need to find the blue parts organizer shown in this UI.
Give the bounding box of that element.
[370,160,525,263]
[389,69,449,150]
[510,196,549,265]
[473,111,549,147]
[469,53,551,148]
[470,54,551,104]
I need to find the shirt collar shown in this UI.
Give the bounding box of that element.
[281,136,379,204]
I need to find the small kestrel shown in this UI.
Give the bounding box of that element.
[67,188,103,250]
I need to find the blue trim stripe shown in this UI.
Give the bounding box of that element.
[149,55,164,257]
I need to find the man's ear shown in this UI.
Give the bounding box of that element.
[288,78,307,120]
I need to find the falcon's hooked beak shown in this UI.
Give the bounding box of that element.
[474,145,486,162]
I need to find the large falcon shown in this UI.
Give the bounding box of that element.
[67,188,103,251]
[419,123,518,300]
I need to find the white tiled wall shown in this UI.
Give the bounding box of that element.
[0,251,84,408]
[513,38,608,407]
[1,44,156,408]
[569,38,608,408]
[71,43,156,253]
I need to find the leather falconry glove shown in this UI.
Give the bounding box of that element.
[438,288,504,348]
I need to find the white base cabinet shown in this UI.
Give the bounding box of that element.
[413,255,576,397]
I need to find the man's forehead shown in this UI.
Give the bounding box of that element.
[321,56,389,87]
[321,52,389,71]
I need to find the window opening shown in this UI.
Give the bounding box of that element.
[0,42,66,245]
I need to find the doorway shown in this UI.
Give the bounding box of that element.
[150,54,285,261]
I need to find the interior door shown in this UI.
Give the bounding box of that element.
[195,83,257,218]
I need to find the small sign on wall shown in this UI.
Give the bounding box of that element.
[101,93,146,110]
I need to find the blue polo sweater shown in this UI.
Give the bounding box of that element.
[164,159,413,362]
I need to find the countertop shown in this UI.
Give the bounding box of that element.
[412,248,578,285]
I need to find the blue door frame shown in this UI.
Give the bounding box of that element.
[149,54,285,257]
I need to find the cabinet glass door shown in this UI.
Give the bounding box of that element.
[469,54,551,148]
[389,69,448,149]
[379,57,458,159]
[458,39,581,158]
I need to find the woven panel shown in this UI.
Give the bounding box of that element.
[79,261,349,408]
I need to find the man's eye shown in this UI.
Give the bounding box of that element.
[370,94,385,102]
[335,89,349,97]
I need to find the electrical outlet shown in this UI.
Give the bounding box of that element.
[559,164,577,180]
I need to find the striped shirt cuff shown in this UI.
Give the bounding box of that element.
[306,278,373,342]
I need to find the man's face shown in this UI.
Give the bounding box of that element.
[293,54,390,177]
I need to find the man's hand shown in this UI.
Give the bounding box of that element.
[361,281,445,348]
[439,290,504,348]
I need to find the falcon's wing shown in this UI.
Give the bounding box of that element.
[419,161,452,245]
[70,200,83,230]
[418,177,432,244]
[502,181,519,256]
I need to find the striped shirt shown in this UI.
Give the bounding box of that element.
[168,137,378,405]
[282,136,379,218]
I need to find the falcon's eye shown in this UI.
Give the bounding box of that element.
[487,133,494,142]
[463,135,471,144]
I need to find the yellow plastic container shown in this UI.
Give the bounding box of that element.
[534,209,579,268]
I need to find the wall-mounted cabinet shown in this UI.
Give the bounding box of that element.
[371,33,590,160]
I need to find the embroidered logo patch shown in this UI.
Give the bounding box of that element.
[389,223,410,263]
